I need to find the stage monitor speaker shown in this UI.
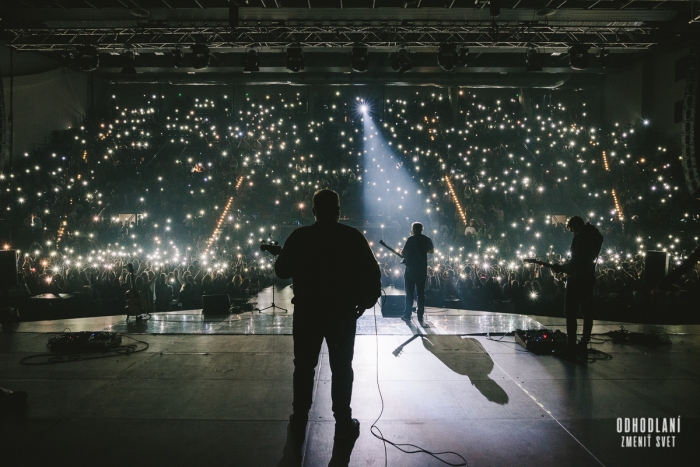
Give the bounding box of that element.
[202,294,231,314]
[381,294,405,317]
[644,250,669,286]
[0,249,17,287]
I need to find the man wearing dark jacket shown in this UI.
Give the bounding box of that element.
[275,189,381,446]
[549,216,603,360]
[400,222,434,326]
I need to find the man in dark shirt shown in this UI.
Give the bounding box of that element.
[548,216,603,360]
[275,189,381,447]
[400,222,434,326]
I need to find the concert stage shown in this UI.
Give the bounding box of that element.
[1,285,697,467]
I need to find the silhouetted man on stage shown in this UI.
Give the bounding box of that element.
[400,222,434,326]
[548,216,603,361]
[275,189,381,449]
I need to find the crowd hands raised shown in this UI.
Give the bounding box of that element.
[18,253,272,315]
[2,87,699,318]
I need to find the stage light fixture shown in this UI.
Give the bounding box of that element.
[390,48,412,73]
[243,49,260,72]
[172,48,184,68]
[350,44,369,72]
[360,104,368,113]
[286,45,305,73]
[526,48,543,72]
[437,43,459,71]
[120,50,136,75]
[569,44,590,70]
[191,43,210,70]
[596,48,610,68]
[75,46,99,72]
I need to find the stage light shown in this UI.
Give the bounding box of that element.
[191,43,210,70]
[569,44,590,70]
[120,50,136,75]
[286,45,304,72]
[75,46,99,72]
[437,43,458,71]
[350,44,369,72]
[360,104,368,113]
[172,48,184,68]
[243,49,259,72]
[596,48,609,68]
[526,48,543,72]
[390,48,412,73]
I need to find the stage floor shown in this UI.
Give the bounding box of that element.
[1,287,697,466]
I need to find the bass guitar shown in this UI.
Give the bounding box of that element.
[523,258,563,272]
[379,240,406,264]
[260,243,282,256]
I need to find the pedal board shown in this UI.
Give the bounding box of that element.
[514,329,567,355]
[47,332,122,352]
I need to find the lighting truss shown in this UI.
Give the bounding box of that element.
[4,24,661,53]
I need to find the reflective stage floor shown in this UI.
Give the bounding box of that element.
[1,285,698,466]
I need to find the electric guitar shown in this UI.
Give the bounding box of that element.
[392,334,421,357]
[523,258,562,271]
[379,240,406,264]
[260,243,282,256]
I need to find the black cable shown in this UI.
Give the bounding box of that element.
[19,335,150,366]
[369,290,468,467]
[485,333,530,352]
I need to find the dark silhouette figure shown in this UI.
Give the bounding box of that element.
[275,189,381,449]
[549,216,603,361]
[400,222,434,326]
[394,334,509,405]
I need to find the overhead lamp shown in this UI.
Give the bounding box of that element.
[596,49,610,68]
[390,48,412,73]
[191,43,210,70]
[526,48,543,72]
[243,49,259,72]
[286,45,304,72]
[350,44,369,72]
[569,44,590,70]
[120,50,136,74]
[437,43,459,71]
[172,48,184,68]
[75,46,99,72]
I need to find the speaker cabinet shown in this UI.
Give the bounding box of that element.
[645,250,669,286]
[0,249,17,287]
[381,294,405,317]
[202,294,231,315]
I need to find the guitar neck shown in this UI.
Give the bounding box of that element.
[379,240,404,258]
[529,260,555,269]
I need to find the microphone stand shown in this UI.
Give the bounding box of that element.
[258,240,288,314]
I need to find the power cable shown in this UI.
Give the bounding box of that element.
[369,289,468,466]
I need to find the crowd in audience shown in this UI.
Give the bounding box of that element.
[1,86,698,317]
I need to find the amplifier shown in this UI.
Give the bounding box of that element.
[514,329,568,355]
[381,294,405,317]
[202,294,231,314]
[644,250,669,286]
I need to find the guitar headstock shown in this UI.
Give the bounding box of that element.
[260,244,282,256]
[523,258,538,264]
